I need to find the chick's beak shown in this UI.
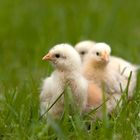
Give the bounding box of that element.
[42,53,52,61]
[101,52,109,62]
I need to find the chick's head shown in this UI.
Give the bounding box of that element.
[87,43,111,65]
[75,40,96,61]
[43,43,82,71]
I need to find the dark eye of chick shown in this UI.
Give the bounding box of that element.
[80,51,85,55]
[55,54,60,58]
[96,52,100,56]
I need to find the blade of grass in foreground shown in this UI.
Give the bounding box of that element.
[83,98,109,119]
[47,115,68,140]
[39,91,64,120]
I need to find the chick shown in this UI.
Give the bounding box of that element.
[40,43,103,118]
[76,41,139,112]
[83,42,138,98]
[75,40,96,62]
[75,40,139,77]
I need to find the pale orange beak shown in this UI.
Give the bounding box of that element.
[42,53,52,61]
[101,52,109,62]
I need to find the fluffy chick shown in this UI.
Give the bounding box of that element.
[75,40,96,62]
[83,43,138,112]
[83,42,138,97]
[40,43,103,118]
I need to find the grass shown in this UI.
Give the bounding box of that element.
[0,0,140,139]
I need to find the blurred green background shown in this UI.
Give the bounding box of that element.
[0,0,140,89]
[0,0,140,139]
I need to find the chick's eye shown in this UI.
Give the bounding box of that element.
[80,51,85,55]
[55,54,60,58]
[96,52,100,56]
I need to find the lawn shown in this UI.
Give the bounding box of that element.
[0,0,140,139]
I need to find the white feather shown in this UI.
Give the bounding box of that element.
[109,56,138,97]
[40,71,65,118]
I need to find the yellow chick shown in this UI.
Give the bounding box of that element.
[83,42,139,112]
[76,40,139,97]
